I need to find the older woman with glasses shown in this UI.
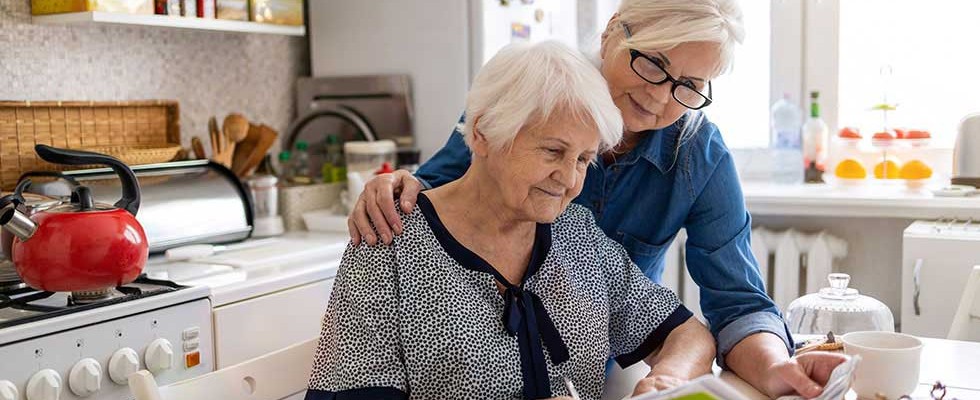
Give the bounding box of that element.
[349,0,847,398]
[307,41,714,400]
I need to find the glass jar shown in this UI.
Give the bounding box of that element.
[785,273,894,335]
[343,140,396,210]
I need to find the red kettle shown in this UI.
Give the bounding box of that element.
[0,145,148,293]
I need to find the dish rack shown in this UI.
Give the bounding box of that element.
[0,100,182,190]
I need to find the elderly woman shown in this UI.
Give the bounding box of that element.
[306,41,714,400]
[349,0,847,398]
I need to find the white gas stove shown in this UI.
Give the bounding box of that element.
[0,278,213,400]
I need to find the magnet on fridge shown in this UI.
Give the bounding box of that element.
[511,23,531,40]
[499,0,510,6]
[534,8,544,23]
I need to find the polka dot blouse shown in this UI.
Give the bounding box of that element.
[306,194,692,400]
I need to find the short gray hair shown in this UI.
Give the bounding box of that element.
[461,41,622,153]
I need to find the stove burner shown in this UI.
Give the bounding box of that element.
[0,260,25,293]
[0,277,185,329]
[70,288,121,304]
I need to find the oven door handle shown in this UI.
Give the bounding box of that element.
[913,258,923,316]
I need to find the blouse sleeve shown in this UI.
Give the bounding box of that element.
[592,218,694,368]
[306,242,408,400]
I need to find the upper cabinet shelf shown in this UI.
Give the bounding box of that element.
[32,11,305,36]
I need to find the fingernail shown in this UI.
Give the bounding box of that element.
[380,234,389,243]
[811,385,822,394]
[366,235,375,244]
[394,225,402,235]
[403,200,411,208]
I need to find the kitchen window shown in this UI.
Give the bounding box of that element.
[836,0,979,148]
[705,0,773,149]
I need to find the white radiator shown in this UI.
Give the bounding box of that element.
[662,228,848,318]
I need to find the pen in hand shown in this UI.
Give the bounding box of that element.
[563,377,581,400]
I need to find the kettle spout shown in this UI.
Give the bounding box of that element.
[0,205,36,241]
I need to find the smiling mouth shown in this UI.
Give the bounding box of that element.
[628,94,656,117]
[536,188,563,198]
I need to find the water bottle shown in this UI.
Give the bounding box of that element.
[771,94,803,149]
[770,94,804,183]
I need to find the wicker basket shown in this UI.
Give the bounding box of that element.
[0,100,181,190]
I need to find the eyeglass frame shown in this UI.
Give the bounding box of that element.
[620,22,713,110]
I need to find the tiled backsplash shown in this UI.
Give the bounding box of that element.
[0,0,308,150]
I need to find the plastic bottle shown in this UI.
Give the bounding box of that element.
[770,94,804,183]
[278,151,293,184]
[320,135,346,183]
[291,141,313,185]
[771,94,803,149]
[802,91,829,183]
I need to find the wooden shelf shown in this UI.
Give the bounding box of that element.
[32,11,305,36]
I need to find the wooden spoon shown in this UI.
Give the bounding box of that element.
[191,136,206,159]
[223,113,249,161]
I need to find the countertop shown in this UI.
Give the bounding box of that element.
[145,232,350,307]
[742,181,980,219]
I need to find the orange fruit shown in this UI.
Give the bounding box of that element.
[835,159,867,179]
[899,160,932,179]
[874,159,901,179]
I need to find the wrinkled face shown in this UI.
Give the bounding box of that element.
[476,113,600,223]
[601,38,720,133]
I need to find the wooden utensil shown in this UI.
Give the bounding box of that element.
[208,116,233,168]
[222,113,249,159]
[232,123,262,174]
[191,137,206,159]
[235,124,279,177]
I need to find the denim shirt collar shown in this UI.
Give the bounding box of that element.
[629,121,683,174]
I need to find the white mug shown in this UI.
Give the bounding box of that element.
[842,331,923,399]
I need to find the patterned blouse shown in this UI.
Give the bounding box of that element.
[306,194,692,400]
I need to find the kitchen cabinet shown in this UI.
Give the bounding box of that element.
[212,278,334,369]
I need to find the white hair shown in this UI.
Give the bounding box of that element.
[608,0,745,166]
[461,41,623,153]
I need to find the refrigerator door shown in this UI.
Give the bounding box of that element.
[469,0,578,80]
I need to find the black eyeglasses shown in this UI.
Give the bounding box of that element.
[622,23,713,110]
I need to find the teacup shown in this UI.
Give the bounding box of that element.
[842,331,924,399]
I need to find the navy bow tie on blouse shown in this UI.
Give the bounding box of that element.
[502,284,570,399]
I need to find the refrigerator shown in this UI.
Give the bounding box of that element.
[308,0,579,159]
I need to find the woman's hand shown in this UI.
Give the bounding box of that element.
[762,351,849,398]
[348,170,424,246]
[632,374,687,396]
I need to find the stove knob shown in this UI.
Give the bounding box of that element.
[0,380,18,400]
[108,348,140,385]
[26,369,61,400]
[144,338,175,375]
[68,358,102,397]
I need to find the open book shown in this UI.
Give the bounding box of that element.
[630,356,858,400]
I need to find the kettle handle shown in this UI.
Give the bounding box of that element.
[34,145,141,216]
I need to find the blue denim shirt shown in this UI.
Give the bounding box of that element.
[415,115,793,368]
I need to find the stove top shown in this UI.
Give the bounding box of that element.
[0,277,185,330]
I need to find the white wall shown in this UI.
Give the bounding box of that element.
[309,0,470,160]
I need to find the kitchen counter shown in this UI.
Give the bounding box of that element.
[742,182,980,220]
[145,232,350,307]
